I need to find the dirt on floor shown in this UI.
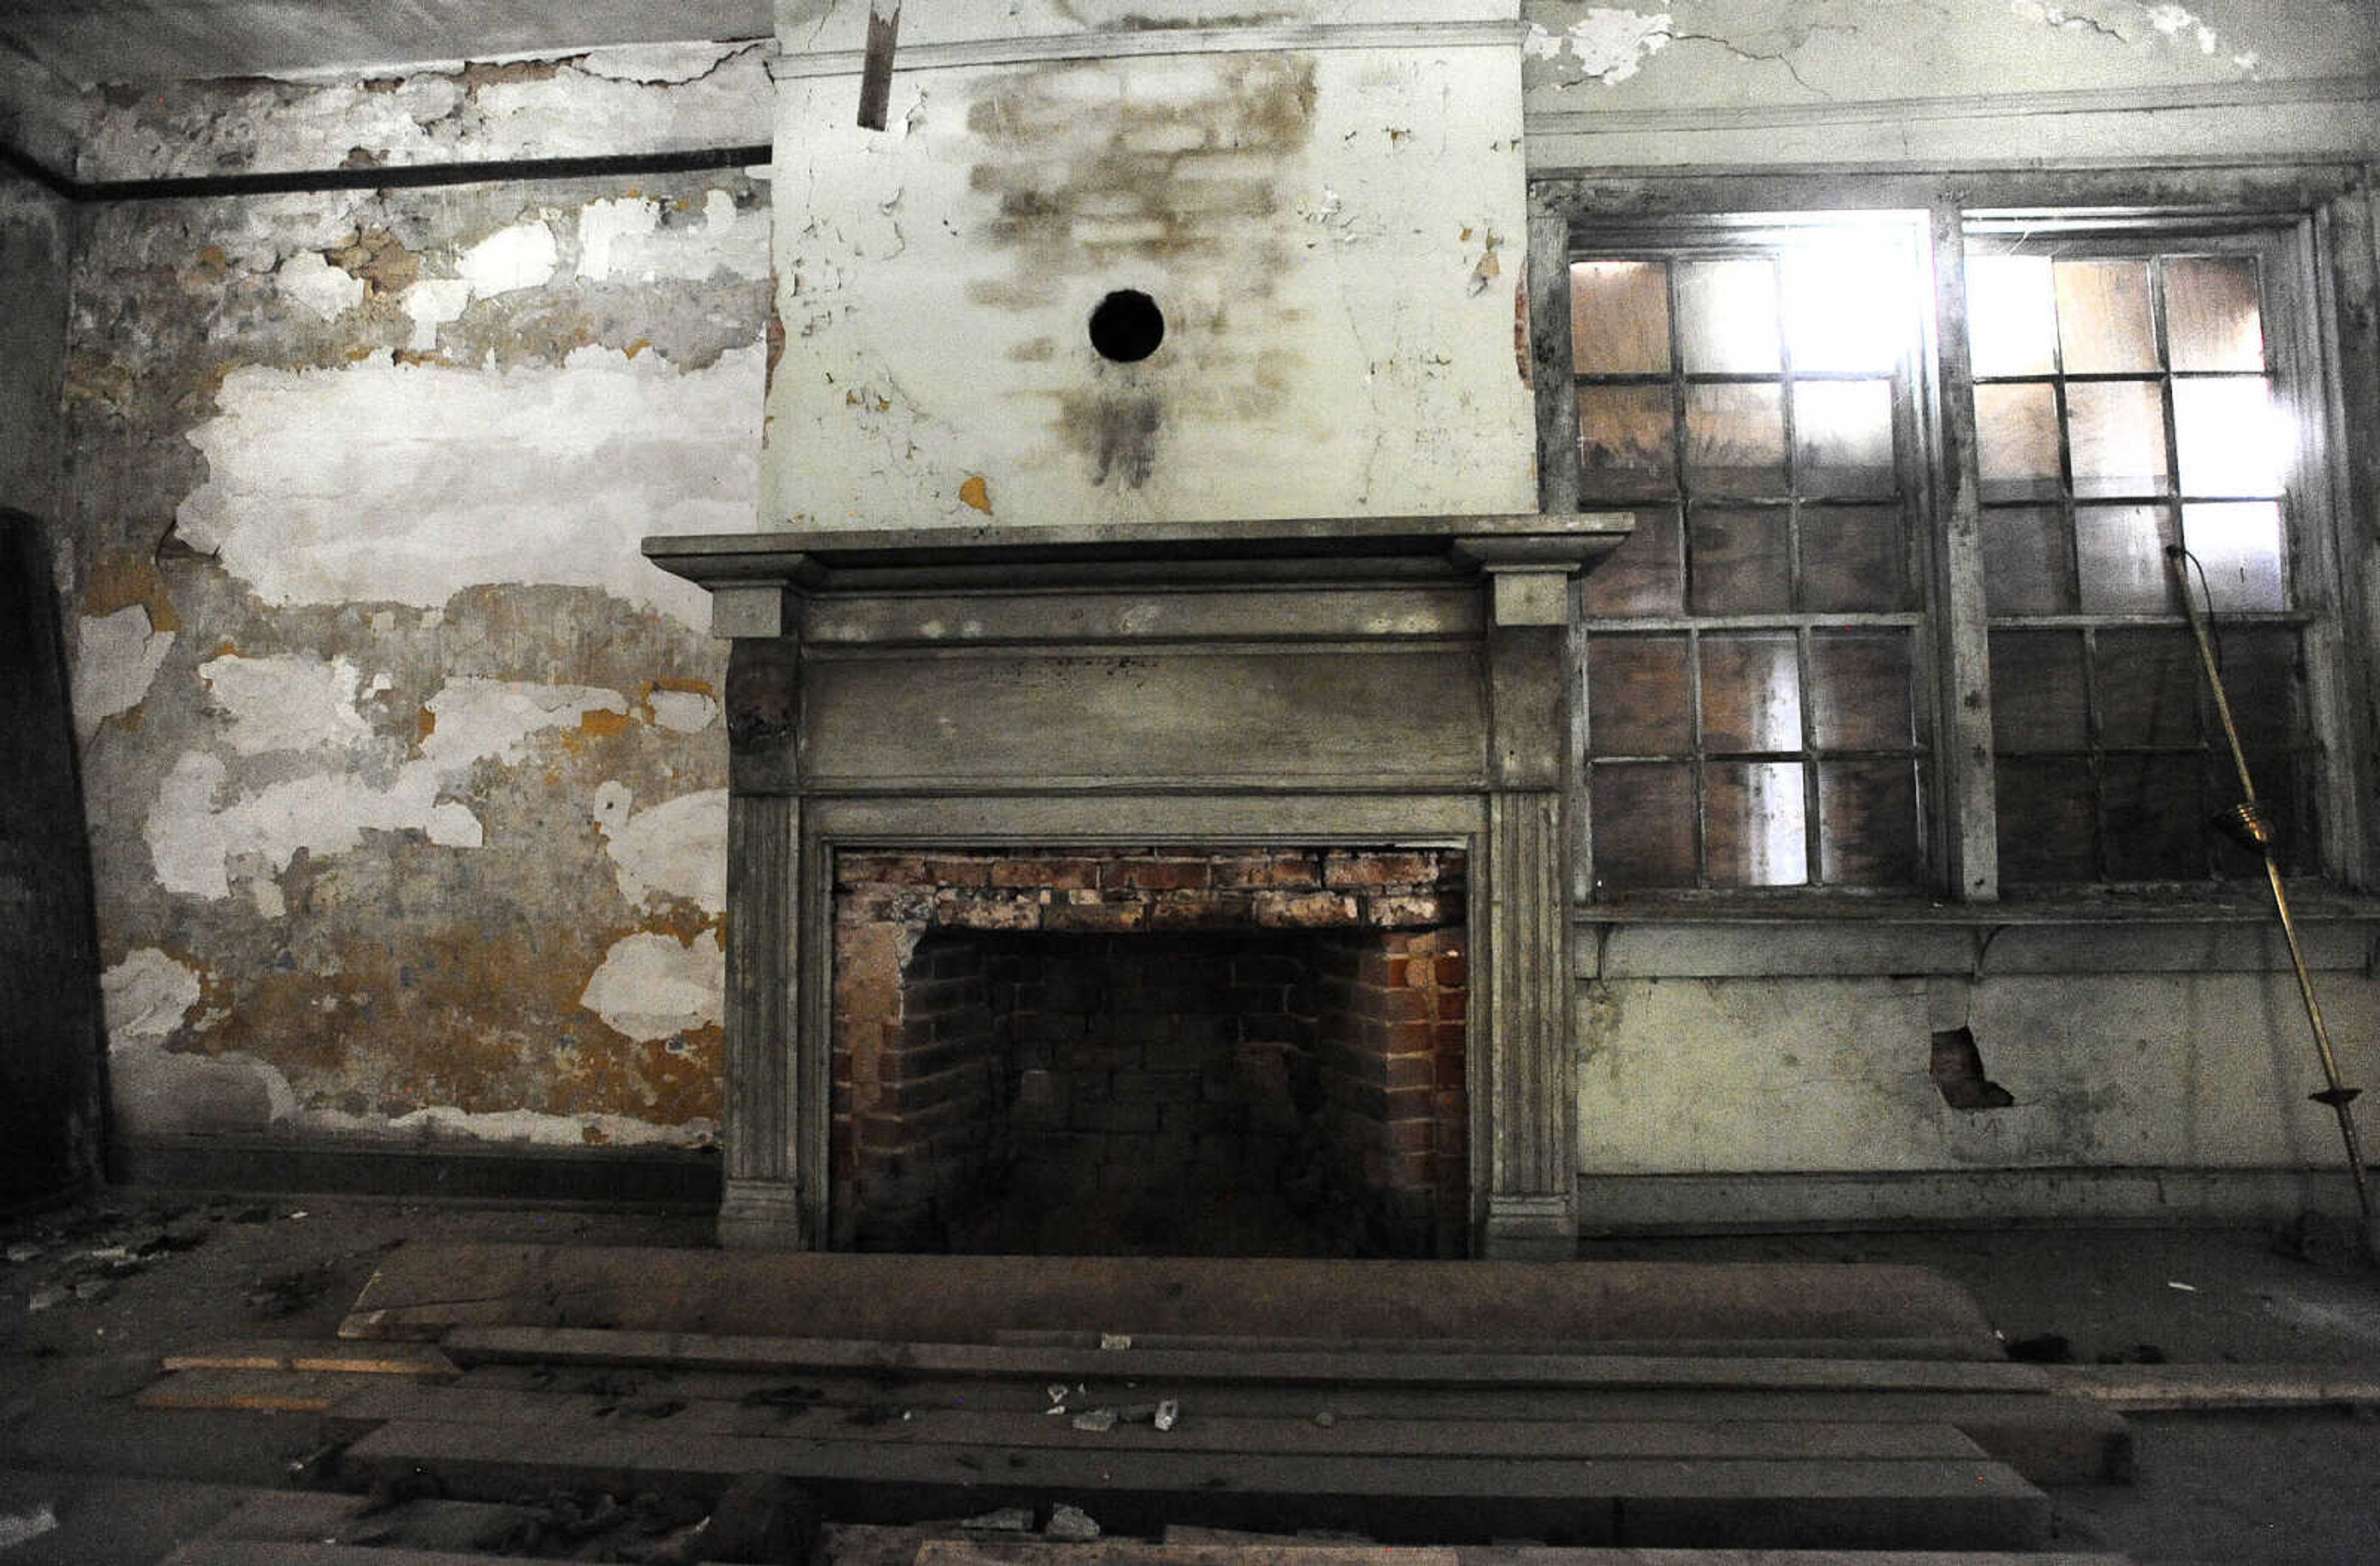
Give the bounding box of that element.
[1,1189,2377,1564]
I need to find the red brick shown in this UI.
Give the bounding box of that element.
[835,853,930,887]
[1323,851,1445,889]
[934,894,1044,931]
[1043,900,1147,934]
[1433,950,1469,988]
[986,856,1103,891]
[1212,851,1324,890]
[1364,893,1448,928]
[1102,857,1212,892]
[926,856,994,887]
[1435,1052,1468,1088]
[1253,890,1360,928]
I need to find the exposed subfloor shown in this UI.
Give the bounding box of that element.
[0,1190,2375,1564]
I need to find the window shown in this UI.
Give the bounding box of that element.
[1568,222,1935,893]
[1546,198,2353,902]
[1967,232,2319,884]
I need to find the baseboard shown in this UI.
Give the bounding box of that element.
[108,1133,721,1210]
[1575,1166,2368,1235]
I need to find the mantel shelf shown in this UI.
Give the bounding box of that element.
[643,512,1634,599]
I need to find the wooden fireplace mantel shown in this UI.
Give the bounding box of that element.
[644,512,1631,1258]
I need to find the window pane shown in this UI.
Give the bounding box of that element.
[1701,633,1802,754]
[2096,629,2203,747]
[1990,631,2089,750]
[1571,260,1670,375]
[2174,377,2285,497]
[1782,241,1909,372]
[1809,632,1913,750]
[2100,755,2207,881]
[1981,505,2073,614]
[1975,384,2063,502]
[1579,384,1675,499]
[2068,381,2170,498]
[1794,379,1897,498]
[1587,635,1693,756]
[2075,504,2177,614]
[1800,505,1909,612]
[2055,258,2158,372]
[2165,257,2265,373]
[1677,258,1780,374]
[1591,763,1696,891]
[1685,382,1786,495]
[1707,762,1809,886]
[2182,502,2286,611]
[1996,757,2098,882]
[2219,628,2301,749]
[1968,255,2058,377]
[1582,506,1683,617]
[1818,760,1921,886]
[1689,507,1791,615]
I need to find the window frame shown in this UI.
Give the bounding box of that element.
[1532,171,2379,915]
[1558,217,1946,896]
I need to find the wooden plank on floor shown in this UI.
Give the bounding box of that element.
[136,1368,403,1413]
[990,1332,1992,1362]
[433,1365,2131,1485]
[160,1545,564,1566]
[337,1419,2050,1550]
[435,1326,2052,1394]
[2048,1362,2380,1410]
[337,1246,2002,1359]
[920,1544,2135,1566]
[162,1340,459,1378]
[316,1380,1990,1463]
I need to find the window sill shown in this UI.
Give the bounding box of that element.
[1574,886,2380,979]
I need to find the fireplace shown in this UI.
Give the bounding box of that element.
[646,514,1626,1257]
[832,847,1470,1256]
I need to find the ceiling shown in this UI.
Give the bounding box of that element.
[0,0,771,86]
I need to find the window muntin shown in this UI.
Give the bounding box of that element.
[1967,236,2319,884]
[1571,228,1932,894]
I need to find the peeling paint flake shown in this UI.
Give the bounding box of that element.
[174,344,764,628]
[146,677,628,900]
[199,651,371,755]
[275,249,366,321]
[72,605,174,742]
[100,948,201,1049]
[581,929,725,1041]
[596,787,729,913]
[576,189,768,284]
[454,219,559,296]
[1525,9,1674,87]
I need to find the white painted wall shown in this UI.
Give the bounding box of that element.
[764,6,1537,530]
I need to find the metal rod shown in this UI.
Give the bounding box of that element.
[2166,546,2374,1224]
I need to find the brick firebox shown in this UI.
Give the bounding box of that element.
[833,848,1468,1256]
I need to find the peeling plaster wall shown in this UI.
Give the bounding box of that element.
[1522,0,2379,168]
[763,2,1537,530]
[1580,975,2380,1178]
[68,42,773,183]
[61,70,772,1158]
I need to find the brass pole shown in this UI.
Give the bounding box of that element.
[2166,547,2374,1233]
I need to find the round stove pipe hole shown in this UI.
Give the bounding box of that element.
[1089,289,1165,363]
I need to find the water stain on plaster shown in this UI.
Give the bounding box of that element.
[964,51,1314,489]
